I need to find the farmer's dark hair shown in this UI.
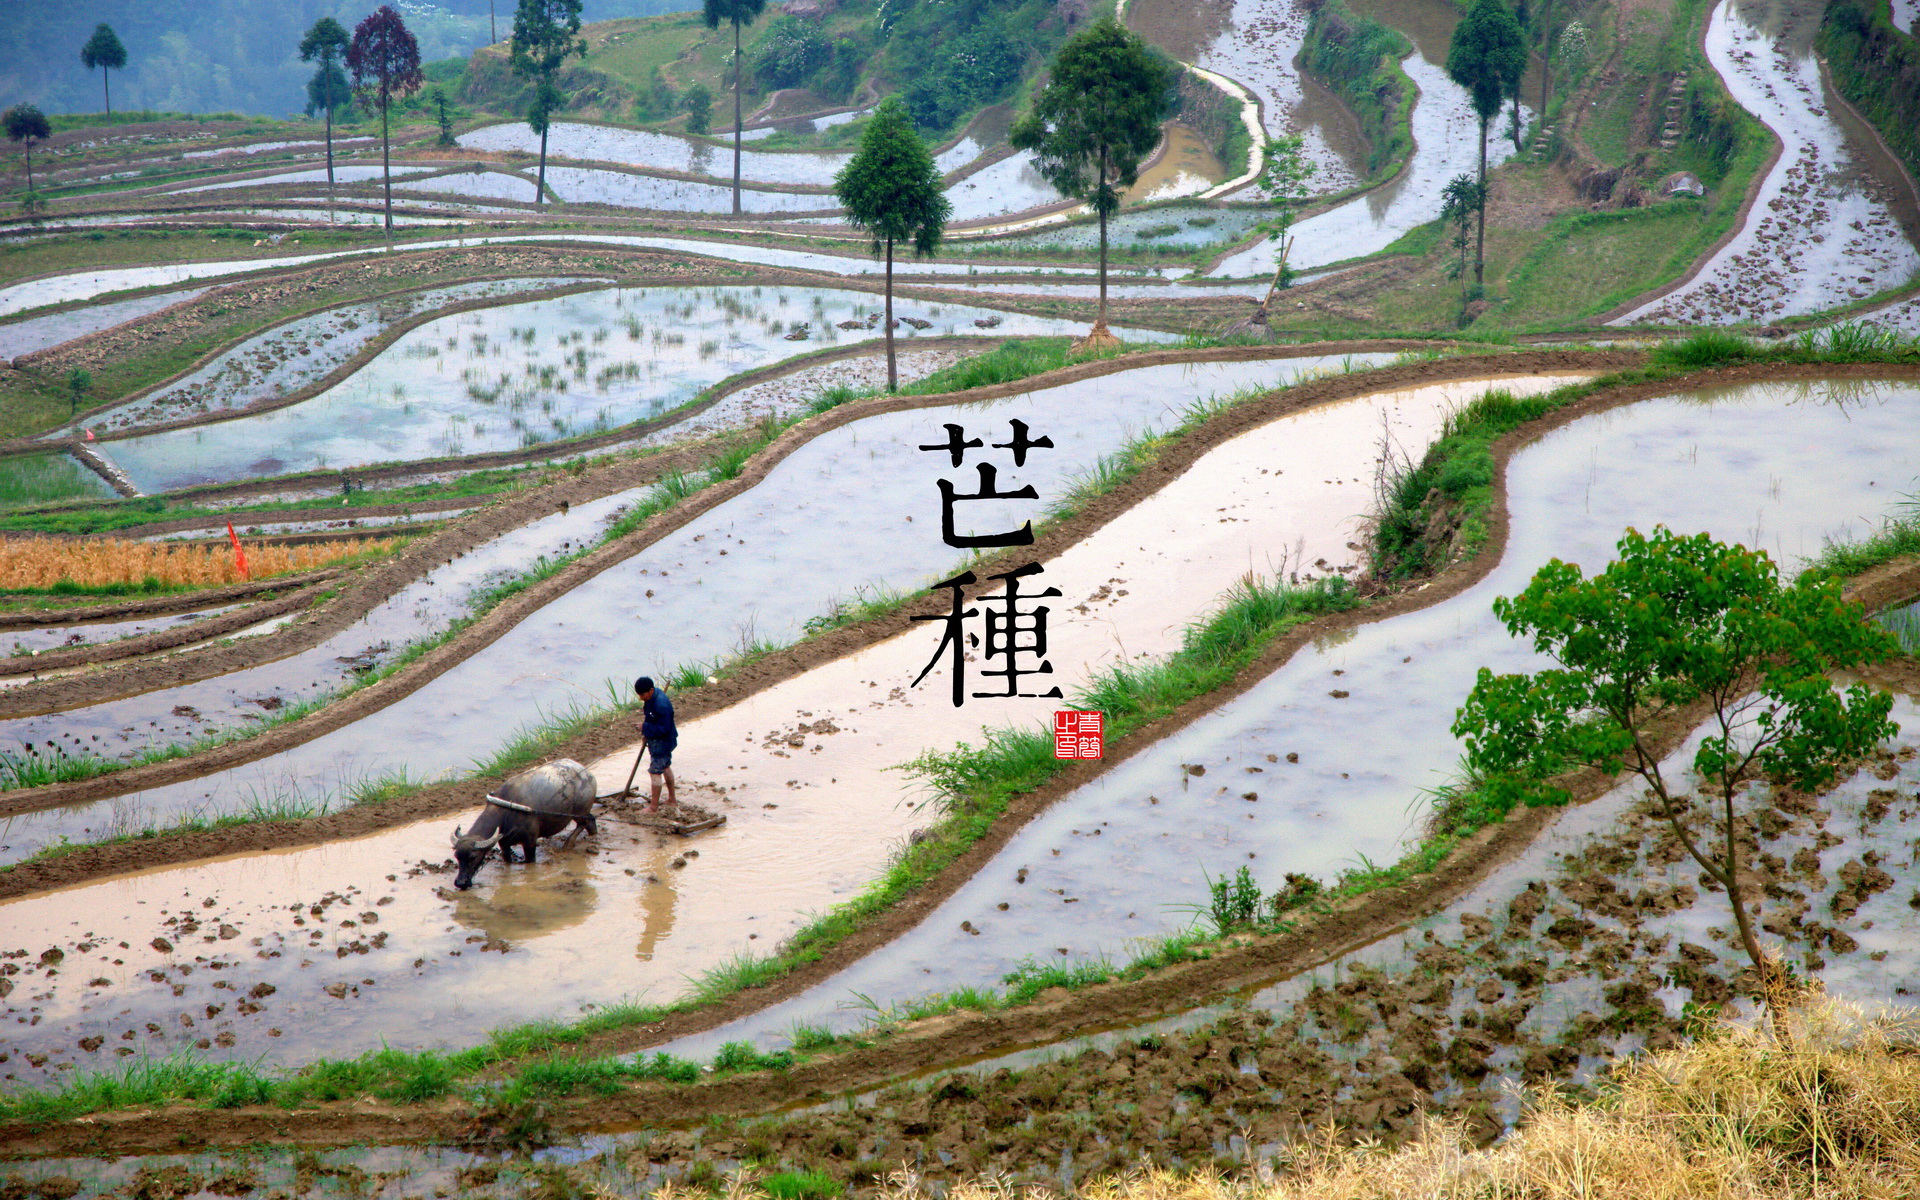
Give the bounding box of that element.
[635,676,655,695]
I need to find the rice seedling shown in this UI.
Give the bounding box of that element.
[0,534,397,589]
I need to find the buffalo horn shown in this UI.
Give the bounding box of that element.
[451,825,464,845]
[477,831,502,850]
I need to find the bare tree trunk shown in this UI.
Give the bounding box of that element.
[381,93,393,232]
[1540,0,1553,121]
[324,103,335,186]
[885,235,896,391]
[490,0,497,44]
[731,18,743,216]
[1475,114,1488,286]
[104,69,112,119]
[537,122,549,207]
[1096,147,1109,330]
[23,145,31,193]
[1724,789,1768,978]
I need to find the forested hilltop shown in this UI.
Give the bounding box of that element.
[0,0,683,118]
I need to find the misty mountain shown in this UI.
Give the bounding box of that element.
[0,1,690,120]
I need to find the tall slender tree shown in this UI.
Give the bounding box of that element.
[703,0,769,215]
[833,98,951,392]
[511,0,586,208]
[1011,16,1176,343]
[81,24,128,119]
[347,6,425,232]
[4,104,51,194]
[1248,132,1315,325]
[300,17,352,188]
[1446,0,1525,286]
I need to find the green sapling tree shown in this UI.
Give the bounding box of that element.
[1452,527,1901,980]
[4,103,51,194]
[1446,0,1525,286]
[703,0,770,215]
[1011,17,1176,343]
[832,98,950,392]
[511,0,586,208]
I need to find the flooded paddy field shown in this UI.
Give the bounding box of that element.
[0,352,1390,868]
[0,290,211,362]
[457,123,857,188]
[98,286,1174,492]
[651,374,1920,1061]
[0,366,1571,1083]
[1615,0,1920,325]
[1210,51,1525,278]
[75,278,598,436]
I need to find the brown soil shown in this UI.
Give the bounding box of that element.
[1,355,1915,1159]
[0,580,323,678]
[1124,0,1234,63]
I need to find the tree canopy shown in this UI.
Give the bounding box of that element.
[1453,526,1901,975]
[1446,0,1526,123]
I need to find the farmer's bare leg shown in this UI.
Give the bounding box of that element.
[648,767,677,811]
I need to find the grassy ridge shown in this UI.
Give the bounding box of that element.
[1299,0,1414,180]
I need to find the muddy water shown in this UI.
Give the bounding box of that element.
[0,353,1381,870]
[1210,52,1527,277]
[101,287,1172,492]
[520,168,833,214]
[0,289,211,361]
[0,359,1522,1078]
[75,278,595,437]
[1190,0,1366,191]
[1614,0,1920,325]
[0,604,246,657]
[652,376,1920,1061]
[1895,0,1918,34]
[1122,126,1228,206]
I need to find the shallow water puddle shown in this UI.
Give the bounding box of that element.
[0,604,247,658]
[945,152,1063,224]
[1613,0,1920,325]
[0,368,1565,1075]
[101,286,1174,491]
[651,376,1920,1061]
[169,164,436,193]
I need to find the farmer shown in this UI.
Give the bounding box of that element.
[633,676,678,812]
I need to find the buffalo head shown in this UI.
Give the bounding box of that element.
[451,824,502,890]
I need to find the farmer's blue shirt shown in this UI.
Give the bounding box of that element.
[641,690,677,747]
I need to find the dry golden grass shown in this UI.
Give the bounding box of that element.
[837,1000,1920,1200]
[0,534,396,589]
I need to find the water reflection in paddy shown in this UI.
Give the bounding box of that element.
[104,286,1174,492]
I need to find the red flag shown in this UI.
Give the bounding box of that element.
[226,521,250,580]
[83,428,95,441]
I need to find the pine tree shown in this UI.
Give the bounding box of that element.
[81,25,128,119]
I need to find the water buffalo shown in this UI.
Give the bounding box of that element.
[450,758,598,890]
